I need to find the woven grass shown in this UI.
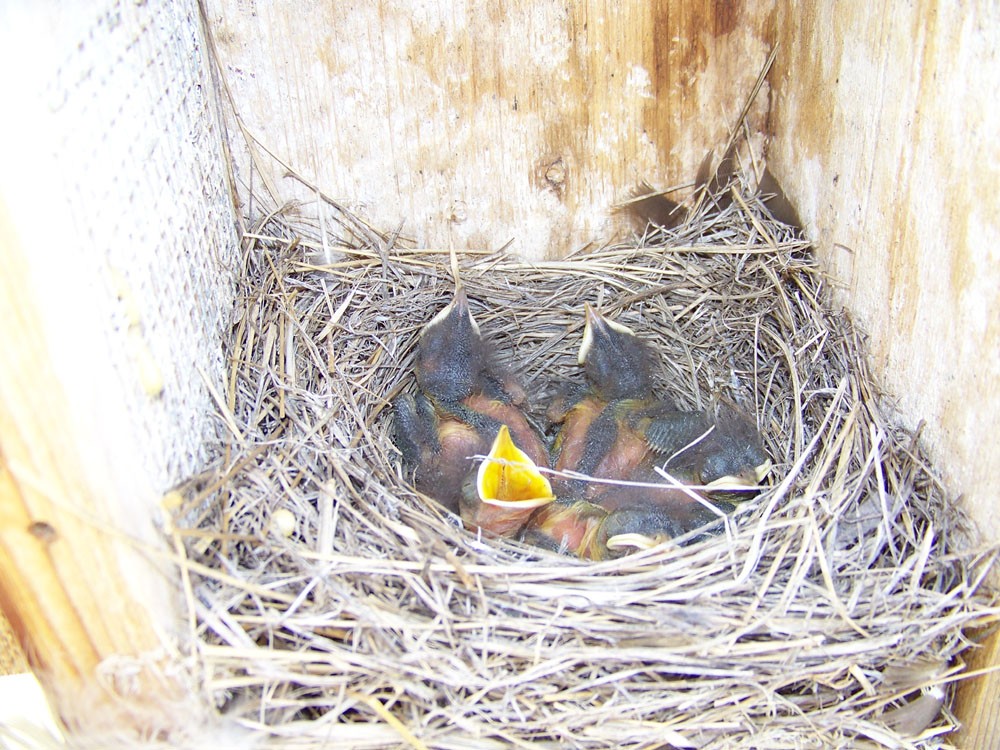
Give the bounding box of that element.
[170,171,999,749]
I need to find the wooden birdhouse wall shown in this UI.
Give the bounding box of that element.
[767,1,1000,553]
[0,0,237,734]
[204,0,775,257]
[766,9,1000,740]
[1,0,998,744]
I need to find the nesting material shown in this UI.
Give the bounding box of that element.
[173,181,998,749]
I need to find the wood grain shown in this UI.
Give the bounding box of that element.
[0,611,27,676]
[767,2,1000,544]
[206,0,775,257]
[0,201,188,734]
[953,626,1000,748]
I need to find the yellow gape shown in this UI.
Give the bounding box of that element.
[477,425,555,509]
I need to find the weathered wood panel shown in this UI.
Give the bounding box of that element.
[767,1,1000,554]
[0,202,187,735]
[0,0,233,738]
[206,0,775,257]
[765,3,1000,744]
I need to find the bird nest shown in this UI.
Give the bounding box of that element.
[172,177,998,749]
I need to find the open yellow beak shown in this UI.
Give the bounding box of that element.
[477,425,555,509]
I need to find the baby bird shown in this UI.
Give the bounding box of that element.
[393,289,548,514]
[575,406,770,550]
[519,497,718,560]
[548,304,677,501]
[519,499,615,560]
[548,305,770,548]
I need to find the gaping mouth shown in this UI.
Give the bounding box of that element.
[477,425,555,508]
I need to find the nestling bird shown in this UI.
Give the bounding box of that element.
[552,305,770,491]
[598,504,723,553]
[557,404,769,550]
[393,391,482,515]
[547,306,650,465]
[519,496,719,560]
[518,498,614,560]
[589,468,730,533]
[548,304,677,501]
[393,289,548,514]
[547,305,770,547]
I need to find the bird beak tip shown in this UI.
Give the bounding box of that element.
[425,287,476,335]
[753,459,773,484]
[606,532,660,551]
[578,305,601,365]
[703,458,772,491]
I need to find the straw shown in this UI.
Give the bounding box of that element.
[169,167,999,749]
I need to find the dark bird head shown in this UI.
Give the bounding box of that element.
[601,506,687,554]
[601,503,727,554]
[578,305,657,401]
[415,288,487,404]
[666,410,771,490]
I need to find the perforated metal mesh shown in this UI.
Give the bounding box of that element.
[2,0,238,493]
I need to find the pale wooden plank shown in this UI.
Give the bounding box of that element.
[954,626,1000,748]
[0,611,27,676]
[768,1,1000,544]
[205,0,776,258]
[0,202,189,735]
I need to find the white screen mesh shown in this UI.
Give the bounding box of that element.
[2,0,238,495]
